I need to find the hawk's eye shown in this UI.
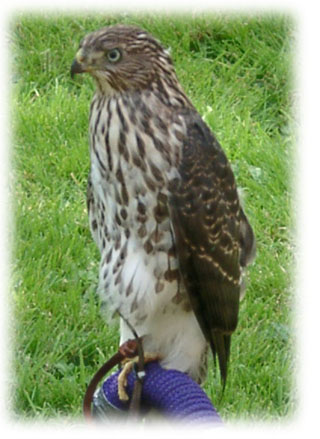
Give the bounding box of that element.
[107,48,122,63]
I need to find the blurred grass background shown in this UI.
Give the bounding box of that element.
[10,11,295,422]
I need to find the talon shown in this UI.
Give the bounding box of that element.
[118,360,135,401]
[117,352,162,401]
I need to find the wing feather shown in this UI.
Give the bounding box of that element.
[169,108,255,384]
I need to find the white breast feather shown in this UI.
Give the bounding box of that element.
[89,94,208,382]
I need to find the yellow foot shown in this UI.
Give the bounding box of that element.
[118,353,161,401]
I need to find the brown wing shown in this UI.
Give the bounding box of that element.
[169,108,255,385]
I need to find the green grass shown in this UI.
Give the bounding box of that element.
[10,12,295,422]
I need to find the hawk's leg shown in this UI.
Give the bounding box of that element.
[118,353,162,401]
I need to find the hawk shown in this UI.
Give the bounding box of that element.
[71,24,255,388]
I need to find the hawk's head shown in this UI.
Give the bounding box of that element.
[71,24,175,94]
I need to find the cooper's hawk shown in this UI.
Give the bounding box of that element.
[71,24,255,388]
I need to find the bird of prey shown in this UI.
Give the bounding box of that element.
[71,24,255,390]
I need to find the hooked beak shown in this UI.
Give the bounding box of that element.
[70,49,86,79]
[70,59,85,78]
